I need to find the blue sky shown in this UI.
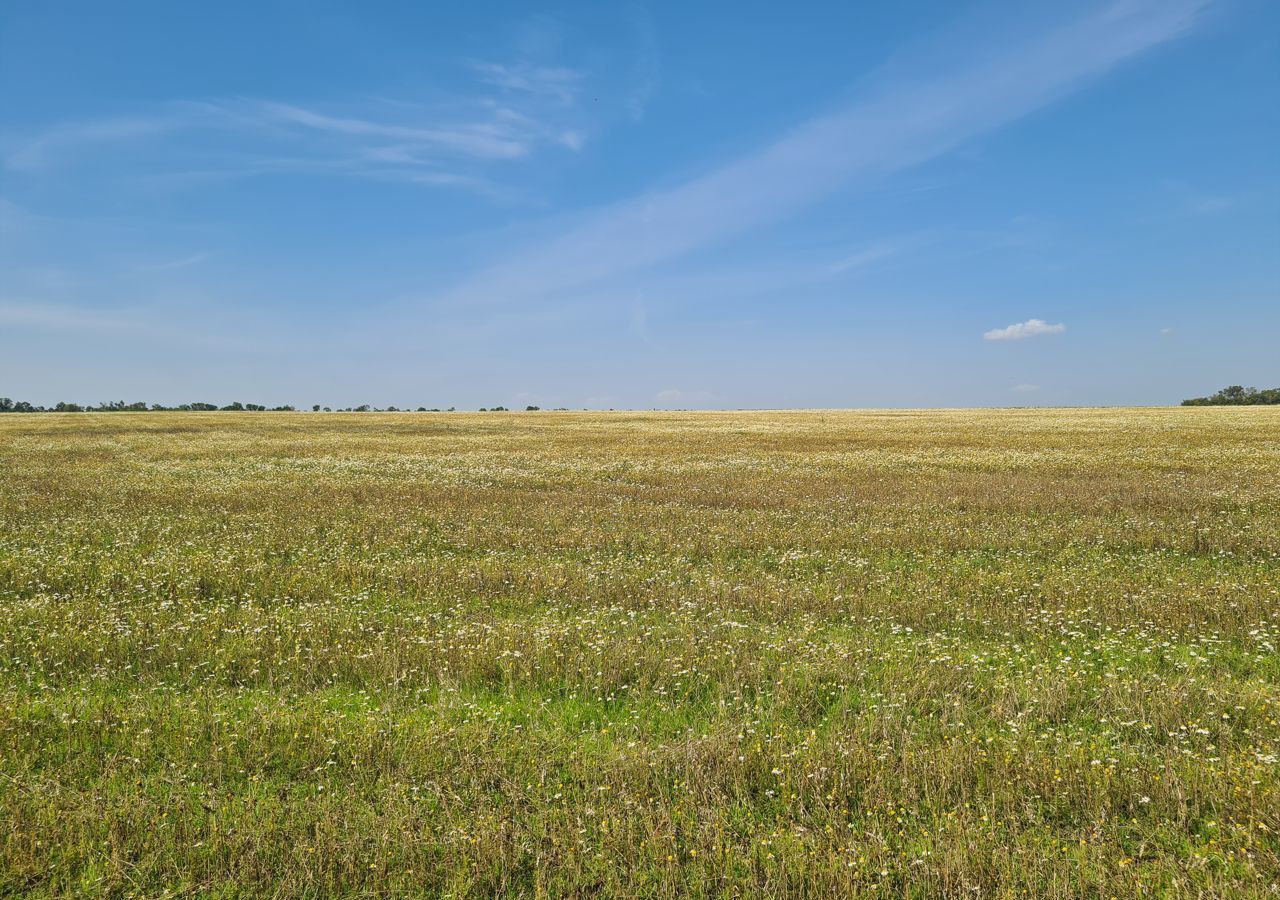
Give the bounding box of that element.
[1,0,1277,408]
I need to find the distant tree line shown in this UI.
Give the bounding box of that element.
[0,399,559,413]
[1181,385,1280,406]
[0,399,296,413]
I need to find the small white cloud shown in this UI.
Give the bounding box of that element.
[983,318,1065,341]
[1160,327,1174,336]
[1012,383,1039,393]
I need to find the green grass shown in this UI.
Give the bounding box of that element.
[1,408,1278,897]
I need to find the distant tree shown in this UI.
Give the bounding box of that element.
[1182,385,1280,406]
[355,404,370,412]
[0,398,12,412]
[313,404,321,412]
[54,401,84,412]
[525,405,540,411]
[13,401,37,412]
[191,402,217,411]
[323,407,331,412]
[222,402,245,411]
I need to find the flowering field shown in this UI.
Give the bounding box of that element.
[1,408,1278,897]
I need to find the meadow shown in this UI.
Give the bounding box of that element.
[1,408,1277,898]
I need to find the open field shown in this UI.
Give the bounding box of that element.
[1,408,1278,897]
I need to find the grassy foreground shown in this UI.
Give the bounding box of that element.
[1,408,1278,898]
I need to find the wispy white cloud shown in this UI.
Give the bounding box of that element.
[2,52,590,194]
[0,299,146,334]
[11,95,574,165]
[558,130,585,152]
[1187,193,1235,215]
[3,116,185,171]
[246,100,535,160]
[983,318,1066,341]
[625,2,661,122]
[0,197,46,235]
[1162,179,1238,215]
[1012,383,1040,393]
[829,241,901,274]
[135,251,213,272]
[473,62,581,106]
[440,0,1208,307]
[0,299,250,350]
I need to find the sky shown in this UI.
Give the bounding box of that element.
[1,0,1277,409]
